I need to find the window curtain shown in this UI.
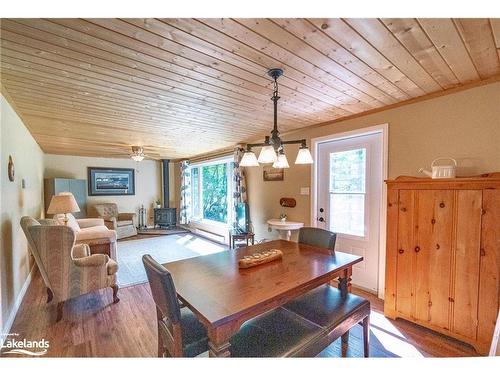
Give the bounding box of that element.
[232,148,248,228]
[179,160,191,225]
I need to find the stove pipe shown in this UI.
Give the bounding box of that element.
[161,159,170,208]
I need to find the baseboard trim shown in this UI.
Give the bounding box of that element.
[0,264,35,348]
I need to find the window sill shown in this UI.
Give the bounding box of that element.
[190,218,230,229]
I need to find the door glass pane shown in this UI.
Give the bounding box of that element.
[330,194,365,236]
[329,148,366,236]
[330,148,366,193]
[202,163,228,223]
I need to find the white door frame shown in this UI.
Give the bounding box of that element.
[310,123,388,299]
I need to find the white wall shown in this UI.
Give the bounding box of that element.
[44,154,162,226]
[0,94,45,336]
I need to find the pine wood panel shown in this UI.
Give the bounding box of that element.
[478,190,500,352]
[395,190,414,318]
[383,189,399,318]
[414,190,453,330]
[1,18,499,159]
[454,19,500,79]
[417,19,481,83]
[452,190,482,340]
[381,18,460,89]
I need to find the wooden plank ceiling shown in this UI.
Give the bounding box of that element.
[1,18,500,160]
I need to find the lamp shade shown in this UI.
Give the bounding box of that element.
[47,193,80,215]
[131,154,145,162]
[240,151,259,167]
[295,147,314,164]
[258,145,277,163]
[273,153,290,169]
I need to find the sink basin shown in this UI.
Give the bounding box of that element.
[267,219,304,241]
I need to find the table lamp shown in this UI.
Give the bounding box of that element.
[47,192,80,225]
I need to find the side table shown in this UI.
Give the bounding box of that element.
[229,230,255,250]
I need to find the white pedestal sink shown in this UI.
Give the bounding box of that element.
[267,219,304,241]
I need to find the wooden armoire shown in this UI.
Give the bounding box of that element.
[384,173,500,355]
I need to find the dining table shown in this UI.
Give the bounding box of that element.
[162,239,363,357]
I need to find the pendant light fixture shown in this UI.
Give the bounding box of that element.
[240,68,314,168]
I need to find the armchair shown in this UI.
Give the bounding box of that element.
[93,203,137,239]
[20,216,119,322]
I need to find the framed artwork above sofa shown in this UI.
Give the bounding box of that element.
[88,167,135,196]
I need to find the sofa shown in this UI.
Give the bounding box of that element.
[93,203,137,239]
[53,213,117,260]
[20,216,119,321]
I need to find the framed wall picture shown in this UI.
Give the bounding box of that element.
[263,166,284,181]
[88,167,135,196]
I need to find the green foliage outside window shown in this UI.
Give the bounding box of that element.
[202,163,228,223]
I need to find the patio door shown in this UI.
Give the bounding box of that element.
[316,131,383,293]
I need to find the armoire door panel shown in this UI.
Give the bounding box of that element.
[452,190,482,339]
[478,189,500,347]
[395,190,414,317]
[414,190,453,329]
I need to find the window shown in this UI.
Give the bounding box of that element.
[329,148,366,237]
[189,158,234,224]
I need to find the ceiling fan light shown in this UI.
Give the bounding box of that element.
[295,147,314,164]
[273,152,290,169]
[131,154,145,162]
[258,145,277,163]
[239,151,259,167]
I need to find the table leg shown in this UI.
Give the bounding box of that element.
[338,268,352,297]
[285,230,291,241]
[208,327,232,358]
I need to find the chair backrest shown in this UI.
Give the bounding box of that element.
[298,227,337,253]
[27,223,76,300]
[142,254,181,324]
[94,203,119,219]
[20,216,52,290]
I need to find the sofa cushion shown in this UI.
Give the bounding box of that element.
[76,226,117,243]
[117,219,133,227]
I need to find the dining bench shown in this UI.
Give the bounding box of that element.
[230,285,370,357]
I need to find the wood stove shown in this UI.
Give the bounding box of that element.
[154,208,177,229]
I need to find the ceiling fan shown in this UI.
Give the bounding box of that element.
[130,146,147,162]
[107,146,158,161]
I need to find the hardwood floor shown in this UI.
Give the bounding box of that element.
[2,268,478,358]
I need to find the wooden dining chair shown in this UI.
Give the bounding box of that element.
[298,227,337,252]
[142,255,208,357]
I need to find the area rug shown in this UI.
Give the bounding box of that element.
[136,227,189,235]
[117,233,228,287]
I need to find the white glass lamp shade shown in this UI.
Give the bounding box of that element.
[258,145,277,163]
[295,147,314,164]
[272,152,290,169]
[239,151,259,167]
[131,154,145,162]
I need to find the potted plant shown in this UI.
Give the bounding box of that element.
[279,213,287,222]
[155,198,161,208]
